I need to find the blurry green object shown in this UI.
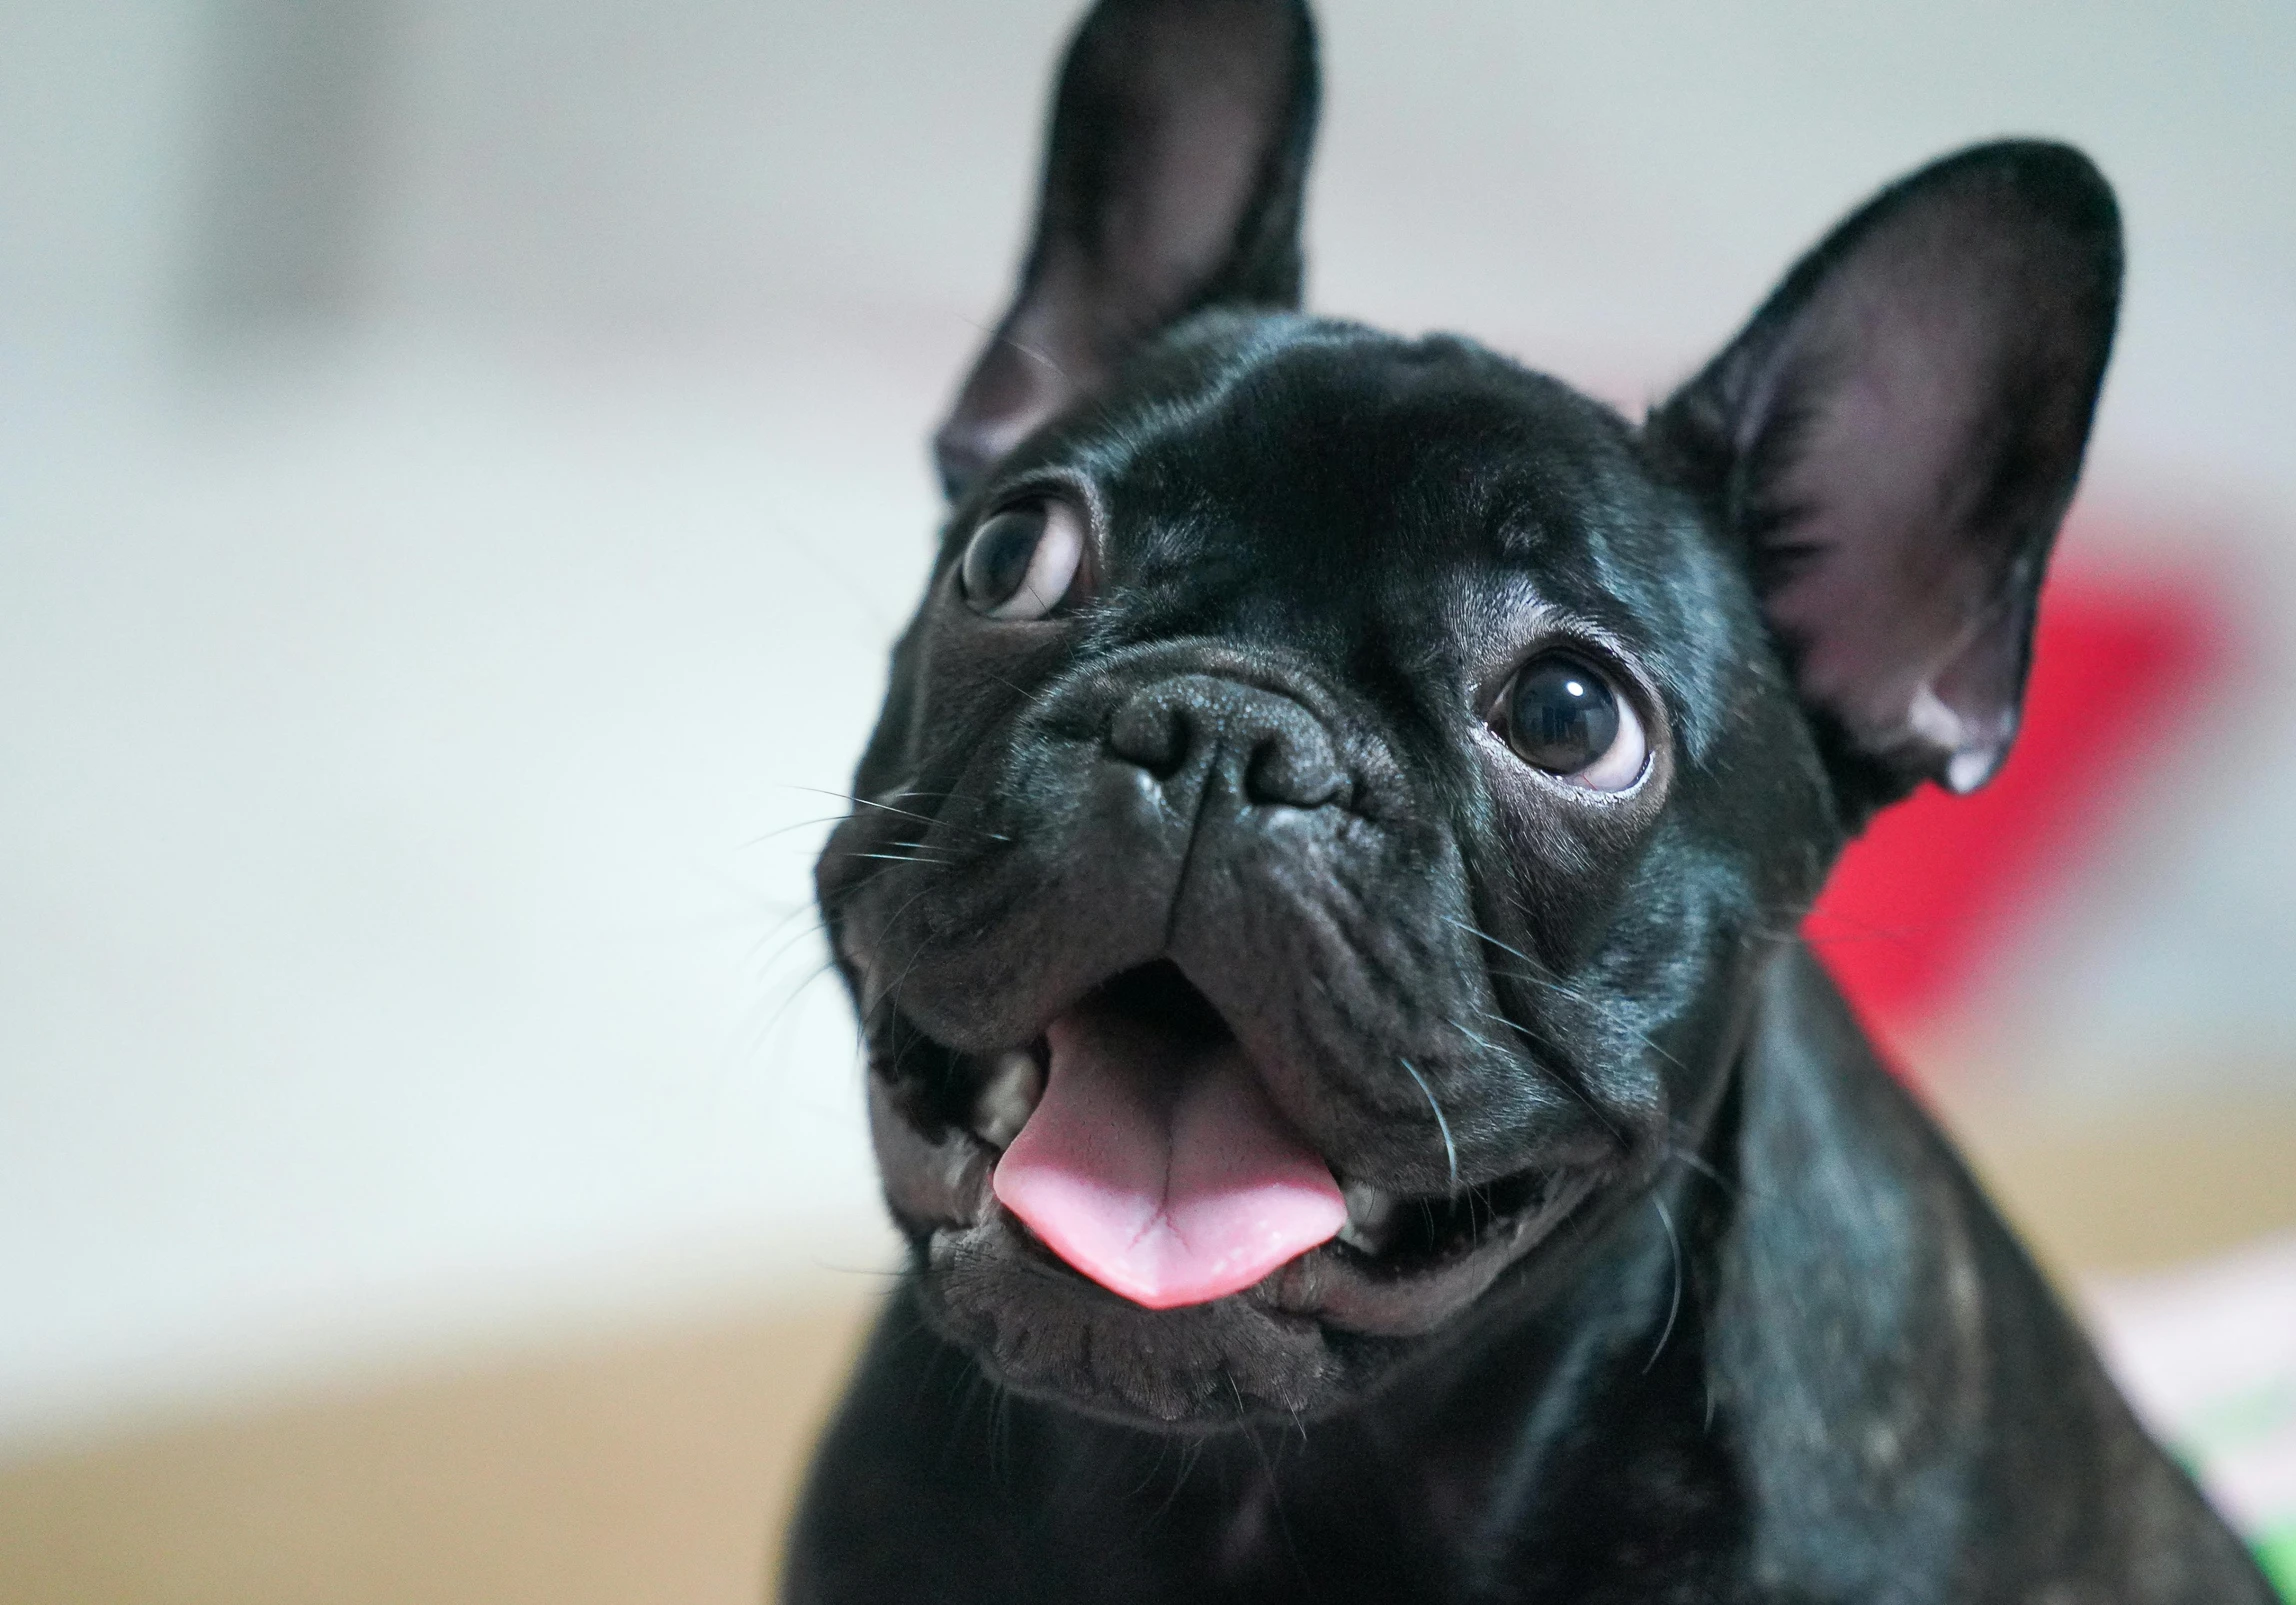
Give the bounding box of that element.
[2084,1236,2296,1602]
[2175,1384,2296,1599]
[2175,1378,2295,1591]
[2180,1379,2296,1463]
[2256,1522,2296,1602]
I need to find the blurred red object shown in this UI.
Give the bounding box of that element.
[1805,560,2223,1054]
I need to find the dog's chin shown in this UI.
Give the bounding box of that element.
[865,1012,1606,1431]
[912,1192,1594,1429]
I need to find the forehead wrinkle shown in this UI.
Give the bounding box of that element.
[1483,491,1735,768]
[1085,313,1389,479]
[1106,319,1571,489]
[1581,508,1739,767]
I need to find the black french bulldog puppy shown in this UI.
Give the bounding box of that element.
[791,2,2276,1599]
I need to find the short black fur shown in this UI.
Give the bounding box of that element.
[788,2,2274,1599]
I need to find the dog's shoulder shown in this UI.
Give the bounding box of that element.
[1716,944,2273,1602]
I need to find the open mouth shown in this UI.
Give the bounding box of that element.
[870,959,1585,1330]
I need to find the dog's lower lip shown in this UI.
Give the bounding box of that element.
[882,1027,1568,1312]
[918,1156,1586,1343]
[1323,1166,1553,1270]
[986,1166,1552,1284]
[925,1020,1540,1279]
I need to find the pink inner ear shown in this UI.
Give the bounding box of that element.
[1675,146,2118,789]
[931,0,1312,497]
[1759,242,2021,776]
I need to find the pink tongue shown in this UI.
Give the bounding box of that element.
[992,995,1345,1310]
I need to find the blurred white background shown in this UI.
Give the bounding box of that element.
[5,1,2294,1455]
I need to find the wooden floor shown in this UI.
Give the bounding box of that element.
[4,1098,2292,1605]
[0,1301,877,1605]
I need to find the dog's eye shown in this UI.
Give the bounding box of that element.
[1501,655,1648,791]
[958,499,1086,620]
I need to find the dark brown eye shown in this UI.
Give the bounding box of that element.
[958,499,1085,619]
[1502,655,1647,790]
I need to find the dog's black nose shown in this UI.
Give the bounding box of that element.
[1107,676,1349,809]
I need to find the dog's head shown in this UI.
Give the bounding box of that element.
[817,0,2119,1429]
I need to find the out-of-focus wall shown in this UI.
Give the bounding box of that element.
[3,1,2292,1450]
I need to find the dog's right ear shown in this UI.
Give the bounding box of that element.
[1648,142,2121,826]
[932,0,1318,499]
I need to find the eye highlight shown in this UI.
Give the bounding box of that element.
[1499,654,1648,791]
[957,498,1086,620]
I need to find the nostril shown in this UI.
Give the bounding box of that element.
[1108,693,1190,776]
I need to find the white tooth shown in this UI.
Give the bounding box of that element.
[970,1050,1043,1148]
[1339,1182,1400,1253]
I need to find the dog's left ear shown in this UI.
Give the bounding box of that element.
[932,0,1318,499]
[1649,141,2122,822]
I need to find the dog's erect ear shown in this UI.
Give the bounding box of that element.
[933,0,1318,498]
[1650,141,2121,821]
